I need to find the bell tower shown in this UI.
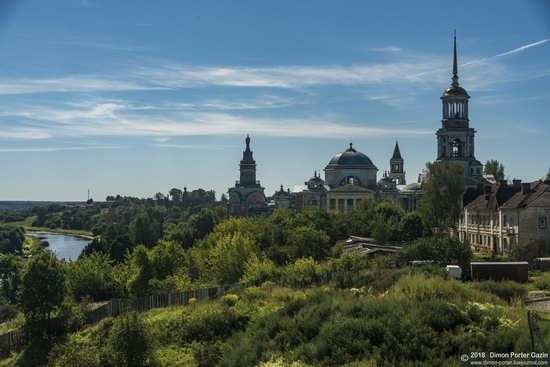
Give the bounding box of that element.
[239,134,257,187]
[436,31,483,178]
[389,140,406,185]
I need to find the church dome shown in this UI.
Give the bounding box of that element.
[327,143,376,168]
[442,85,469,98]
[401,182,422,192]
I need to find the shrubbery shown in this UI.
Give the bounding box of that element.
[281,257,326,288]
[219,281,529,367]
[472,280,527,303]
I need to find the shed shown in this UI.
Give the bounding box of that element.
[470,262,528,283]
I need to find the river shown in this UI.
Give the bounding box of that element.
[28,232,91,261]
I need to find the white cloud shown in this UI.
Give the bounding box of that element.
[0,100,434,139]
[153,137,170,143]
[370,46,403,52]
[152,143,225,150]
[0,128,52,140]
[0,146,120,152]
[0,38,546,96]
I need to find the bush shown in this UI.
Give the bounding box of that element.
[221,294,239,307]
[397,235,471,276]
[242,257,279,283]
[101,311,155,367]
[533,272,550,290]
[472,280,527,303]
[49,340,100,367]
[389,274,501,304]
[281,258,325,288]
[179,305,249,343]
[0,302,18,323]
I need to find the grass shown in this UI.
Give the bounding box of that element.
[0,313,25,335]
[23,226,94,239]
[23,235,41,255]
[9,215,95,238]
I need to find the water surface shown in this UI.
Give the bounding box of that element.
[28,232,91,261]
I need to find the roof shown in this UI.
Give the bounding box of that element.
[401,182,422,192]
[441,85,470,98]
[391,141,402,160]
[327,143,377,169]
[501,181,550,208]
[464,183,521,210]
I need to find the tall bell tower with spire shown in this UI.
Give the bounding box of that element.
[228,135,268,216]
[389,140,406,185]
[436,31,484,182]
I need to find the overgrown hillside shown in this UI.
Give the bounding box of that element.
[3,266,543,367]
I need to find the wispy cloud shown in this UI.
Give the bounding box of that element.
[494,39,550,58]
[0,101,433,139]
[0,38,547,96]
[0,76,163,95]
[370,46,403,52]
[0,146,120,152]
[0,128,52,140]
[152,143,225,150]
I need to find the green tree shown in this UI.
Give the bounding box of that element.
[127,245,153,296]
[400,212,426,241]
[419,161,466,232]
[102,312,154,367]
[286,225,331,261]
[19,250,65,336]
[169,188,183,204]
[66,252,116,301]
[484,159,505,181]
[0,254,22,304]
[545,167,550,181]
[149,240,186,280]
[210,233,258,284]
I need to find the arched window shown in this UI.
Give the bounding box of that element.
[452,139,462,158]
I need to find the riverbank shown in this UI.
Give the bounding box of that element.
[23,226,94,240]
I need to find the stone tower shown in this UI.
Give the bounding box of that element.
[239,134,257,187]
[436,31,484,179]
[389,140,406,185]
[228,135,268,216]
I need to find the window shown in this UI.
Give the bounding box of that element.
[347,199,354,208]
[338,199,345,212]
[540,216,548,229]
[329,199,336,211]
[452,139,463,158]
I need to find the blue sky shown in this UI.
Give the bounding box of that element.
[0,0,549,201]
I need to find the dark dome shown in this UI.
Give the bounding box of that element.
[442,85,470,98]
[401,182,422,192]
[328,143,376,168]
